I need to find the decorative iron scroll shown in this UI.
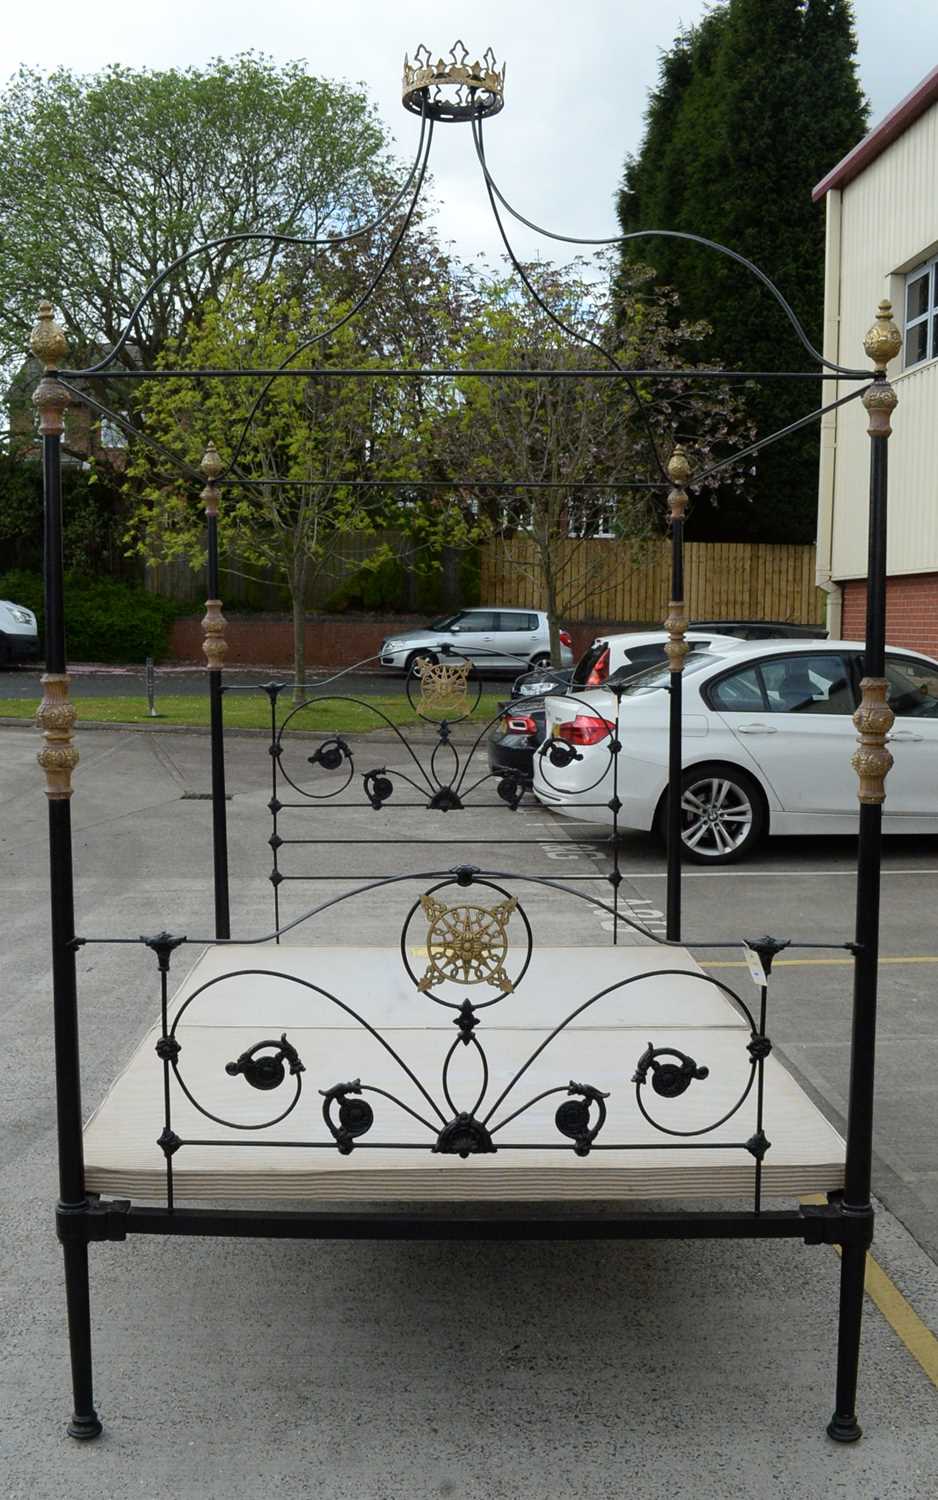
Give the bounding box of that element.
[150,872,771,1183]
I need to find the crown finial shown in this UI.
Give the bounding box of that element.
[30,301,68,370]
[863,299,901,372]
[402,43,505,122]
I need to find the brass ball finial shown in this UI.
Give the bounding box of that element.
[863,299,901,372]
[667,446,691,488]
[30,301,68,370]
[200,442,223,517]
[200,441,223,481]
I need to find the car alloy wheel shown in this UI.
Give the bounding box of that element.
[405,649,438,675]
[678,766,763,864]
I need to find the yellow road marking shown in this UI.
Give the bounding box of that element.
[801,1197,938,1387]
[703,956,938,969]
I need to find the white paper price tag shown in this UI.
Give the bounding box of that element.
[742,943,767,989]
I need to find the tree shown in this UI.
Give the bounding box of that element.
[0,54,394,375]
[617,0,867,543]
[123,274,480,697]
[440,260,753,663]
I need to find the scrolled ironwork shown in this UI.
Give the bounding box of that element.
[226,1034,305,1092]
[632,1043,710,1098]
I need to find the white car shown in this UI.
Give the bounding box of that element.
[533,639,938,863]
[0,598,40,667]
[379,608,574,674]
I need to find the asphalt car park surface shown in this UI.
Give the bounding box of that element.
[3,721,938,1498]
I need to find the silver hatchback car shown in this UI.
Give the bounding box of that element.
[379,608,574,674]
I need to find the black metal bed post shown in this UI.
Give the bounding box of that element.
[32,305,102,1441]
[827,301,901,1445]
[200,444,231,939]
[664,448,690,942]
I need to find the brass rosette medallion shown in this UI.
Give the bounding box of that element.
[416,658,472,717]
[418,893,517,992]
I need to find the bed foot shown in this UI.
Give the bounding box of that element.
[826,1242,867,1444]
[62,1238,102,1441]
[67,1413,103,1442]
[826,1413,862,1444]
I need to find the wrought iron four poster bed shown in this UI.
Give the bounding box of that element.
[32,46,901,1444]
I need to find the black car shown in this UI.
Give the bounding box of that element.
[689,618,826,640]
[488,643,673,785]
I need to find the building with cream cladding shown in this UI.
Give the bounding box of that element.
[815,64,938,656]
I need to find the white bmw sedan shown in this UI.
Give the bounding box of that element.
[533,639,938,864]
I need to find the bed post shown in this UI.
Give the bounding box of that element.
[664,447,689,941]
[201,443,231,939]
[32,304,102,1441]
[827,301,900,1444]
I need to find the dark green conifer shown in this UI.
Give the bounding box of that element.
[618,1,867,541]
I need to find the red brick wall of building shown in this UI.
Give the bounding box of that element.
[840,573,938,657]
[168,615,608,669]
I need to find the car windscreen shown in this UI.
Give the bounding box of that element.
[428,614,457,630]
[618,651,720,696]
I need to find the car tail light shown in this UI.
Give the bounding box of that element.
[559,629,572,648]
[556,714,613,746]
[586,646,610,686]
[504,714,538,735]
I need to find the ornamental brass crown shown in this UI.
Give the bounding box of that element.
[402,42,505,122]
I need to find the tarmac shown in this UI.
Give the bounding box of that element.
[2,719,937,1499]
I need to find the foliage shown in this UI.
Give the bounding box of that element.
[0,569,178,662]
[438,259,753,660]
[617,0,868,541]
[0,54,392,376]
[324,549,481,614]
[122,272,482,691]
[0,452,129,574]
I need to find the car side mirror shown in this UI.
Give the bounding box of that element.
[449,625,461,633]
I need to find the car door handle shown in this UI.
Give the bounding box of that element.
[735,722,778,734]
[890,729,923,741]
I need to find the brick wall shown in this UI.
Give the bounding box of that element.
[841,573,938,656]
[168,615,615,668]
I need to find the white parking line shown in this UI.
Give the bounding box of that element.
[570,867,938,878]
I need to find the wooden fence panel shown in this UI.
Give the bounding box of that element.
[479,539,825,625]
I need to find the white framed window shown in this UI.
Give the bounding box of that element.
[903,255,938,369]
[566,497,618,539]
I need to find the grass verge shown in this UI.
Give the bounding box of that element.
[0,692,507,733]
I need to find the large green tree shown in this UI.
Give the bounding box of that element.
[123,273,480,696]
[0,54,394,374]
[438,259,753,662]
[617,0,867,542]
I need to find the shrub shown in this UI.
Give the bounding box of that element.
[0,570,179,663]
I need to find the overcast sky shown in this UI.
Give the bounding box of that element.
[3,0,936,266]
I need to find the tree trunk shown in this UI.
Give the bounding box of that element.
[441,545,460,611]
[292,566,307,705]
[543,563,562,667]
